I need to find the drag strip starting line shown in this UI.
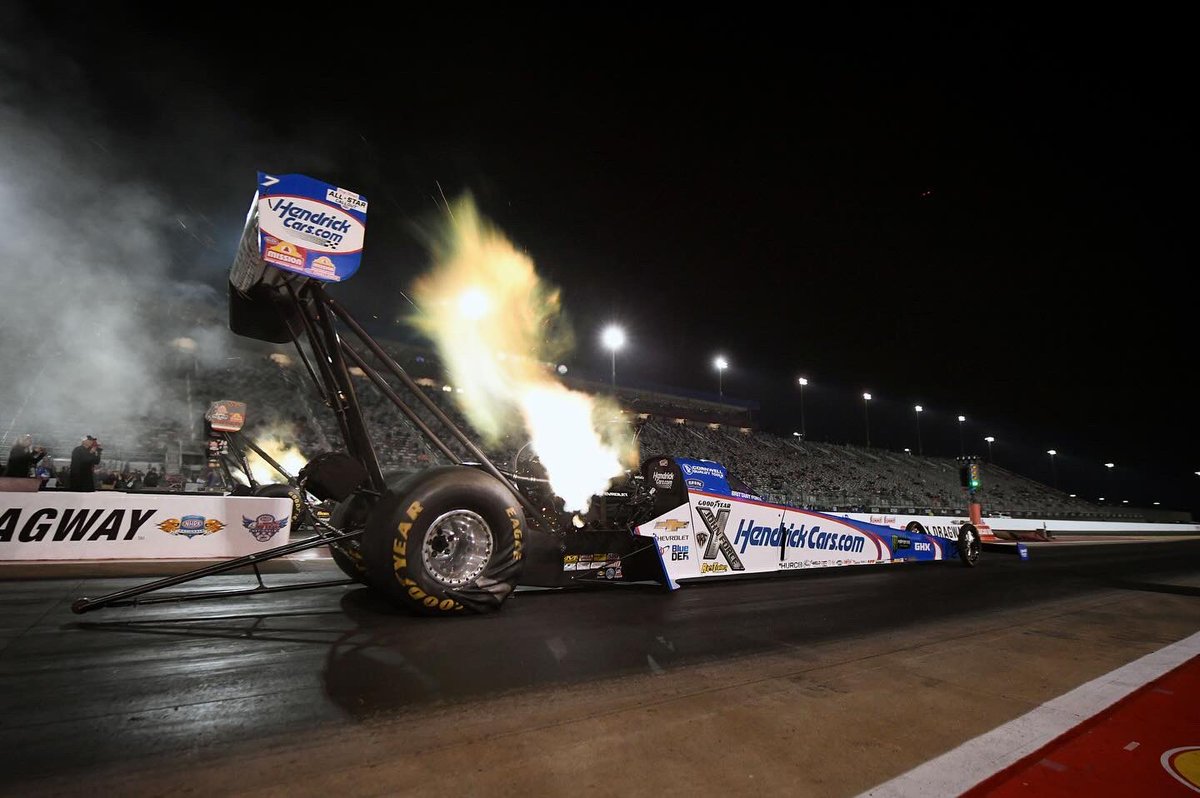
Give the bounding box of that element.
[861,629,1200,797]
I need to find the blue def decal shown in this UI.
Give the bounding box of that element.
[256,172,368,282]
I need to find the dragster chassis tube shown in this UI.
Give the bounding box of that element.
[320,289,553,531]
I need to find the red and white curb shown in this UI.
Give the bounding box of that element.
[860,630,1200,797]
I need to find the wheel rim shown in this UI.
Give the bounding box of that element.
[965,530,980,562]
[421,509,494,587]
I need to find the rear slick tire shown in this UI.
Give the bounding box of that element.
[361,466,526,616]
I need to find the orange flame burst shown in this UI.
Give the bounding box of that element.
[409,197,637,512]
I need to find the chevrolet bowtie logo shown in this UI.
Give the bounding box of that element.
[654,519,690,531]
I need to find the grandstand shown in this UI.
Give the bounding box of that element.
[0,330,1175,522]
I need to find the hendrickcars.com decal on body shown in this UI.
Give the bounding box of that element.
[636,489,913,587]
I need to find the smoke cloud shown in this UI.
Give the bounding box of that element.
[0,28,230,460]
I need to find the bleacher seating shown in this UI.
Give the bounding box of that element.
[0,332,1153,521]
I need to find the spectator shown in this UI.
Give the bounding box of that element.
[68,435,103,491]
[4,434,46,477]
[143,468,160,488]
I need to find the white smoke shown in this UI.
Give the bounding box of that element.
[0,31,223,455]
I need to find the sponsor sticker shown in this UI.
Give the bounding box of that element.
[159,515,225,538]
[652,470,675,489]
[256,172,368,282]
[242,513,288,542]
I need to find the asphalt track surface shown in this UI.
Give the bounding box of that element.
[1,539,1198,794]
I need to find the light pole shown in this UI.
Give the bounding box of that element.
[957,415,966,456]
[601,325,626,388]
[914,405,924,456]
[797,377,808,439]
[984,436,995,463]
[862,392,872,448]
[1047,449,1058,489]
[1104,462,1114,496]
[714,356,728,398]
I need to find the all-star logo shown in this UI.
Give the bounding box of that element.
[695,506,745,572]
[242,513,289,542]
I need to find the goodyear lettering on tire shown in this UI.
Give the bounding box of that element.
[395,545,464,613]
[507,507,522,561]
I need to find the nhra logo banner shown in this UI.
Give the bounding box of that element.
[256,172,368,283]
[0,493,294,561]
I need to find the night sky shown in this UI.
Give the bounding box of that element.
[2,5,1194,510]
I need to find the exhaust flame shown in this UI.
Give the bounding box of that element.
[410,197,636,511]
[243,428,308,486]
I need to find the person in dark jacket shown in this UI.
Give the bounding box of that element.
[4,435,46,477]
[68,435,103,491]
[143,468,161,488]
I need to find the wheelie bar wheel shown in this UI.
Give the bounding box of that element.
[360,467,526,615]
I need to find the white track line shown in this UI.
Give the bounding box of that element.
[860,630,1200,798]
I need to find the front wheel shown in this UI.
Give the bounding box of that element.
[329,494,371,584]
[957,523,981,567]
[360,467,526,615]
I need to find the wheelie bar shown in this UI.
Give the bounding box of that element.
[70,527,365,614]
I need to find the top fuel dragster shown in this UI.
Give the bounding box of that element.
[71,172,980,616]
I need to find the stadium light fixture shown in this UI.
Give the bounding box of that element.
[1104,462,1115,469]
[862,392,872,447]
[1154,501,1161,506]
[1047,449,1058,489]
[913,405,924,456]
[601,325,626,388]
[714,356,728,397]
[797,377,808,439]
[957,415,966,456]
